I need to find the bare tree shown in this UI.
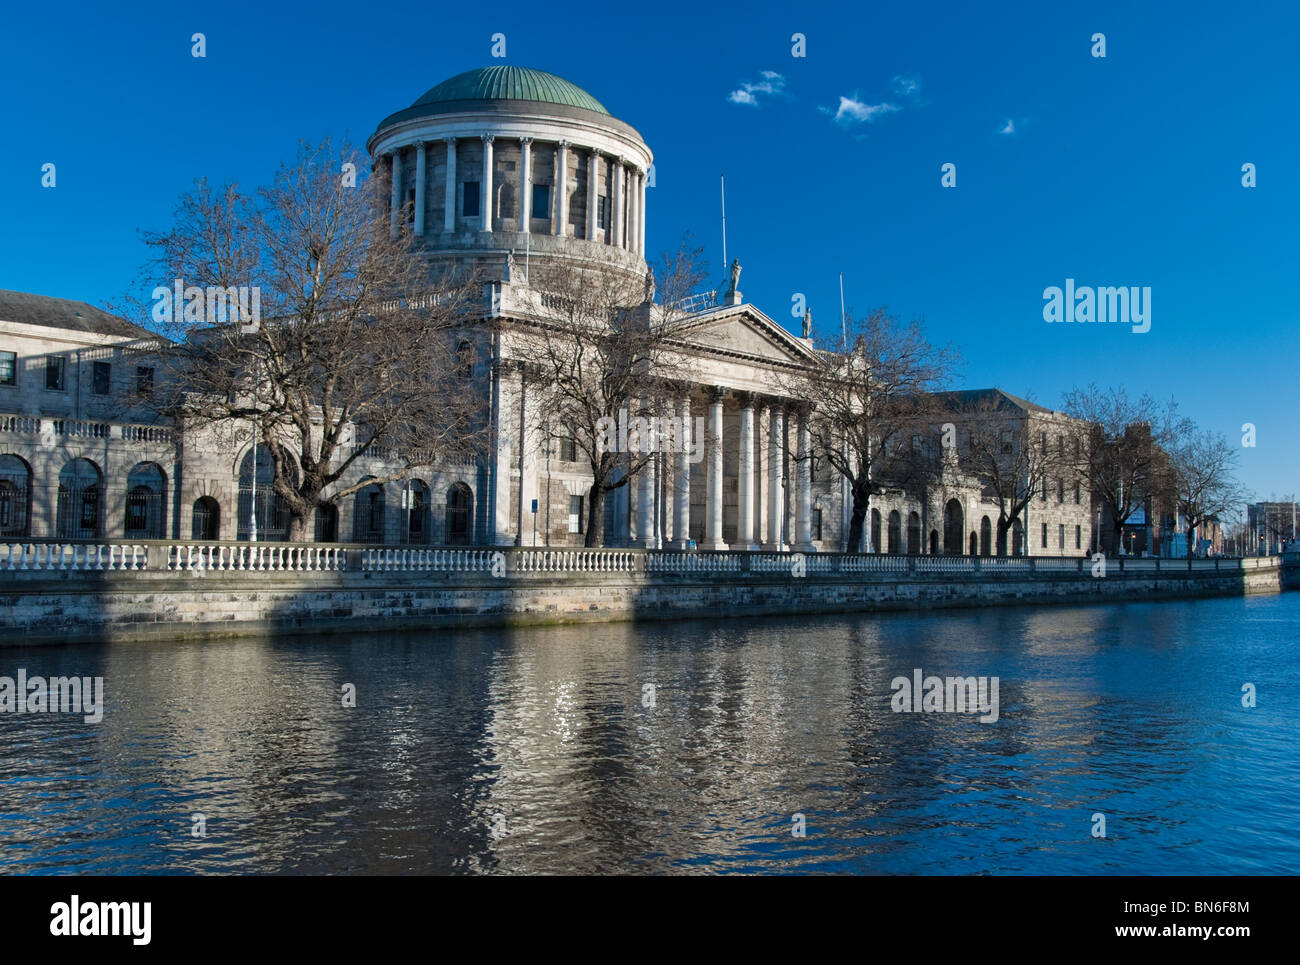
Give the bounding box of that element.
[1061,384,1188,555]
[516,236,705,546]
[128,139,488,541]
[1168,426,1248,558]
[788,309,958,552]
[946,393,1071,555]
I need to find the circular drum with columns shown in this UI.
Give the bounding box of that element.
[368,65,652,285]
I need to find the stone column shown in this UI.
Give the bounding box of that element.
[586,150,600,241]
[627,170,640,256]
[443,138,457,232]
[639,168,647,255]
[764,402,785,550]
[519,137,532,233]
[481,135,494,233]
[555,141,568,236]
[737,392,758,550]
[389,149,402,240]
[702,387,728,550]
[414,141,426,236]
[636,406,656,547]
[611,157,624,249]
[795,409,815,551]
[672,393,692,548]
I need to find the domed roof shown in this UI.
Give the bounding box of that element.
[411,66,608,115]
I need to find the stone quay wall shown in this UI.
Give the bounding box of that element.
[0,541,1287,645]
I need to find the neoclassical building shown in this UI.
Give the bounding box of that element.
[0,66,1096,555]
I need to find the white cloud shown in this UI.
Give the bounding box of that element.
[829,96,900,125]
[890,75,920,98]
[999,118,1016,135]
[728,71,786,107]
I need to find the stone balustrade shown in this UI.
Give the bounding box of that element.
[0,417,174,445]
[0,539,1278,579]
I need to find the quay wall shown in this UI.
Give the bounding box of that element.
[0,542,1287,645]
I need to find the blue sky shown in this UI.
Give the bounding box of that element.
[1,0,1296,498]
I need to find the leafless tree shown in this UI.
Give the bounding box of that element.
[125,139,488,541]
[515,236,705,546]
[946,394,1072,555]
[1168,426,1249,558]
[1061,384,1188,555]
[786,309,958,552]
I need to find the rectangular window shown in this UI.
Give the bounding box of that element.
[0,351,15,386]
[406,188,416,224]
[558,435,576,461]
[1059,523,1065,550]
[462,180,480,218]
[597,195,608,229]
[1075,525,1082,549]
[568,495,583,534]
[1074,480,1081,504]
[1041,478,1047,501]
[1057,477,1064,502]
[811,509,822,541]
[92,361,110,395]
[1000,430,1013,455]
[136,366,154,399]
[1041,522,1048,548]
[45,355,65,391]
[531,184,550,220]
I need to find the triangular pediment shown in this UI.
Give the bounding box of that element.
[668,304,820,366]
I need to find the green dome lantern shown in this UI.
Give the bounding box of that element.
[411,66,609,115]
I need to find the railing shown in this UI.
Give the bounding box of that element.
[0,539,1282,578]
[0,417,174,445]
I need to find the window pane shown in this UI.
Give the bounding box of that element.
[462,181,480,217]
[531,184,550,220]
[0,351,15,386]
[46,356,64,390]
[93,361,110,395]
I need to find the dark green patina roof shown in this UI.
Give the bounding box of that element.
[411,66,608,115]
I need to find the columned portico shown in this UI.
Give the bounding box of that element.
[764,402,785,550]
[702,387,728,551]
[737,392,758,550]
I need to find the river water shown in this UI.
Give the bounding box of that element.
[1,592,1297,875]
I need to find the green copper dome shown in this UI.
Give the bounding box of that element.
[411,66,609,115]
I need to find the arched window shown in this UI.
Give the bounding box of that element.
[237,447,295,541]
[907,511,921,555]
[407,480,429,544]
[56,458,102,539]
[969,531,978,556]
[870,508,882,553]
[353,480,386,543]
[929,529,939,555]
[1011,520,1024,557]
[446,482,472,545]
[314,504,339,542]
[943,498,964,556]
[192,496,220,540]
[124,462,166,538]
[980,516,992,556]
[0,455,32,537]
[887,510,902,554]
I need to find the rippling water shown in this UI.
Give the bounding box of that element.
[1,592,1297,875]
